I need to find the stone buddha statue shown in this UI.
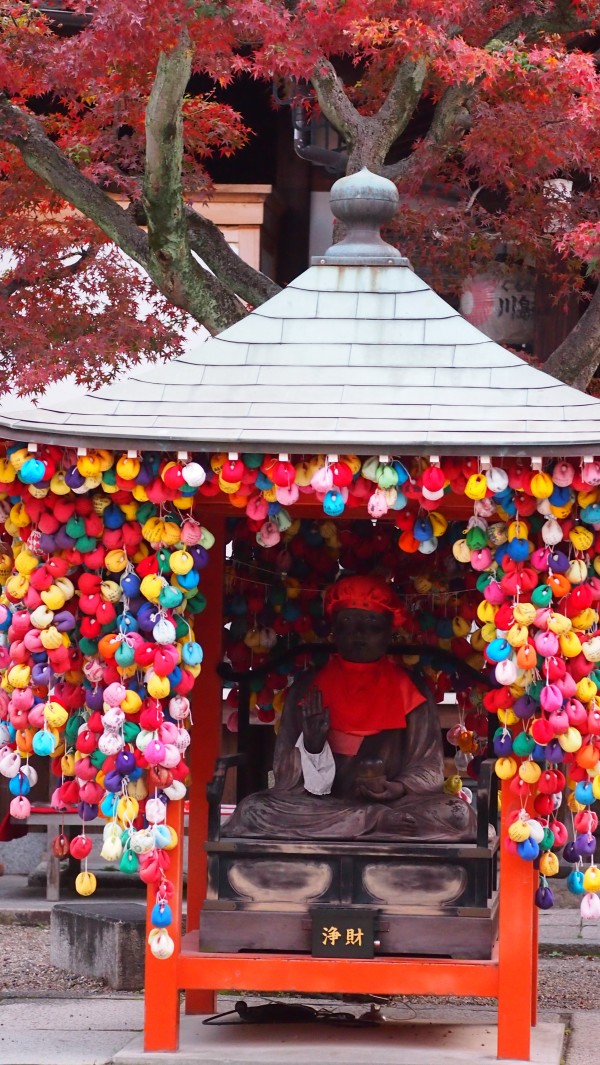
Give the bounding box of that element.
[222,575,475,842]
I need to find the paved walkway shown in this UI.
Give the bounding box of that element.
[0,995,578,1065]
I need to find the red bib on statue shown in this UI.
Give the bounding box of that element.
[313,655,423,736]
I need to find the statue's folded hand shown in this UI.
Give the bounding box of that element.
[356,779,406,802]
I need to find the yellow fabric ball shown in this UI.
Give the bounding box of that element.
[95,449,114,472]
[558,726,583,752]
[519,761,541,784]
[576,678,597,704]
[530,472,553,499]
[559,632,582,658]
[464,473,488,500]
[100,580,122,604]
[567,559,588,585]
[140,574,163,603]
[169,550,193,576]
[40,626,63,650]
[121,690,142,715]
[495,756,517,780]
[5,575,28,600]
[571,608,597,631]
[50,471,71,495]
[147,673,170,699]
[75,871,97,896]
[9,503,31,529]
[477,600,497,624]
[583,866,600,893]
[452,616,471,638]
[539,852,559,877]
[0,459,16,484]
[105,550,128,574]
[44,702,68,729]
[508,820,530,842]
[162,522,181,546]
[513,602,536,625]
[14,550,38,576]
[452,539,472,563]
[507,623,528,648]
[76,453,102,478]
[116,796,139,824]
[116,455,140,480]
[8,664,30,688]
[497,708,518,727]
[570,526,594,552]
[41,585,66,611]
[8,448,28,472]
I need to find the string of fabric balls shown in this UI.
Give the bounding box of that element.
[0,443,599,946]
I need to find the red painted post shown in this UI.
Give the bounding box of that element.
[185,512,226,1016]
[497,779,535,1061]
[531,904,539,1027]
[144,799,184,1051]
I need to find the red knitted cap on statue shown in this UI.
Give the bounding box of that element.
[324,575,405,628]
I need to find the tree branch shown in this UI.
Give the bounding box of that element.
[544,286,600,392]
[310,55,428,173]
[309,58,362,146]
[184,206,280,307]
[491,4,594,42]
[374,56,429,144]
[382,79,474,182]
[142,32,246,332]
[0,94,151,266]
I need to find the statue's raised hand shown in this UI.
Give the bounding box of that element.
[301,687,330,754]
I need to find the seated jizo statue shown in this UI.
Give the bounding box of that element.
[223,575,475,842]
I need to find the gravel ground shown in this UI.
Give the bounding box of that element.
[0,925,599,1012]
[0,925,122,996]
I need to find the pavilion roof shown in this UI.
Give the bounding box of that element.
[1,171,599,457]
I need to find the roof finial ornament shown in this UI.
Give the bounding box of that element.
[314,167,410,266]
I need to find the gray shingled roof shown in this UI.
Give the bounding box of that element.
[1,171,599,456]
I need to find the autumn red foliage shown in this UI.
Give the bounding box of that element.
[1,2,600,392]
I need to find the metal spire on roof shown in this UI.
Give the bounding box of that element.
[314,167,410,267]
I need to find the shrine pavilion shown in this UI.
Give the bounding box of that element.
[0,169,599,1063]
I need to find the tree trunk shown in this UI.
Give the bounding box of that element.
[544,285,600,392]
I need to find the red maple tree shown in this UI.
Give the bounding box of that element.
[2,1,600,393]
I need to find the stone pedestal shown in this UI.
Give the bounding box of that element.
[50,902,146,990]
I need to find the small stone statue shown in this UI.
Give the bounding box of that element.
[222,575,475,841]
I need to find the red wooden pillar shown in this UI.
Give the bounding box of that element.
[185,512,226,1015]
[144,798,184,1052]
[497,779,536,1061]
[531,904,539,1028]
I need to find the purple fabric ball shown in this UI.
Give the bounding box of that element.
[513,694,538,719]
[103,770,123,793]
[77,802,99,822]
[85,687,104,711]
[575,833,596,857]
[535,886,554,910]
[115,750,136,775]
[38,533,57,553]
[65,465,85,489]
[545,739,564,762]
[189,545,209,570]
[55,527,75,549]
[31,663,52,687]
